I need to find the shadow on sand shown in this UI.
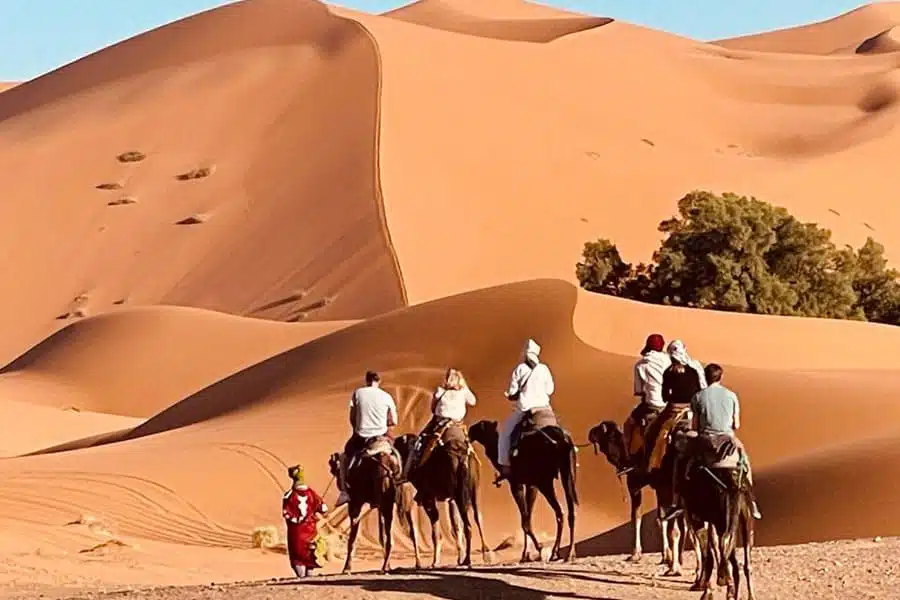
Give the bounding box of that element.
[272,562,694,599]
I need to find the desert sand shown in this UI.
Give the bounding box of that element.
[0,0,899,598]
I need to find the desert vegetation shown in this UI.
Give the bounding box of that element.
[576,190,900,325]
[116,151,146,163]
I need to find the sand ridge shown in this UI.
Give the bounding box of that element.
[1,0,900,594]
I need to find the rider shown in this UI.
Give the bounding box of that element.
[336,370,399,507]
[402,367,477,479]
[667,339,707,389]
[622,333,671,472]
[645,341,703,475]
[662,363,762,521]
[496,338,555,483]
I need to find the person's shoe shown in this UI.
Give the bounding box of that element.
[493,465,512,486]
[751,501,762,520]
[335,491,350,507]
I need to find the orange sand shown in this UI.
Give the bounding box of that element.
[0,0,899,591]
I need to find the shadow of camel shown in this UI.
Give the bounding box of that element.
[279,569,621,600]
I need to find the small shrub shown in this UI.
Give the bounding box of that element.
[251,525,280,549]
[175,166,214,181]
[116,151,146,163]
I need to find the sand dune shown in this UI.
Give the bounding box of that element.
[2,0,900,593]
[0,0,404,365]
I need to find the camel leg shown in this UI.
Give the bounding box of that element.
[342,501,363,575]
[453,497,474,567]
[446,501,464,566]
[469,468,493,565]
[728,549,740,600]
[423,500,441,569]
[405,499,422,569]
[659,513,672,566]
[665,517,683,576]
[689,521,706,590]
[380,489,395,574]
[560,446,578,563]
[536,481,564,562]
[743,512,756,600]
[512,484,541,563]
[626,485,643,562]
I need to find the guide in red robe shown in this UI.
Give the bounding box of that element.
[282,465,328,577]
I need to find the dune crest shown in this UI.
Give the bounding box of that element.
[3,0,900,593]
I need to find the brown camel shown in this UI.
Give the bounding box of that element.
[588,418,696,579]
[327,437,401,574]
[394,425,491,567]
[468,410,578,563]
[671,431,756,600]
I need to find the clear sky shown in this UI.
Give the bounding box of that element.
[0,0,871,81]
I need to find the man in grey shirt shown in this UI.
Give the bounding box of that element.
[663,363,761,520]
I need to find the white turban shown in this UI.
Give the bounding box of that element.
[667,339,689,364]
[523,338,541,363]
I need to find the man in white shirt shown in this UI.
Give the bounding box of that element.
[496,338,555,482]
[622,333,671,472]
[336,370,399,507]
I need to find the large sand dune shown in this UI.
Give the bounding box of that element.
[2,0,900,595]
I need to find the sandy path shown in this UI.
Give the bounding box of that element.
[20,536,898,600]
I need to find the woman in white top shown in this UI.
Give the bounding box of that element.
[403,368,477,478]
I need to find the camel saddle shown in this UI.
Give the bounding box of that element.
[645,404,693,472]
[417,418,470,467]
[511,407,560,458]
[691,432,744,471]
[627,405,663,457]
[349,435,402,478]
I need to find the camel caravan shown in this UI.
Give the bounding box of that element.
[322,335,759,600]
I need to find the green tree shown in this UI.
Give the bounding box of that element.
[575,239,632,295]
[850,237,900,324]
[576,190,900,326]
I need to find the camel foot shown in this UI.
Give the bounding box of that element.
[626,552,642,562]
[566,550,577,564]
[690,581,705,592]
[663,567,682,577]
[341,568,351,576]
[717,573,729,587]
[483,551,495,565]
[701,590,715,600]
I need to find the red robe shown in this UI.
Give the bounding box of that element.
[282,486,326,569]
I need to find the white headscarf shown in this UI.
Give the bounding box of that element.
[667,339,707,388]
[523,338,541,365]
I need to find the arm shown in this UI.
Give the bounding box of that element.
[348,391,357,429]
[690,394,700,430]
[505,365,523,398]
[732,393,741,430]
[282,491,300,523]
[633,361,644,397]
[430,388,441,414]
[465,388,477,406]
[544,366,555,396]
[386,396,398,428]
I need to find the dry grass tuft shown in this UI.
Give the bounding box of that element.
[176,213,208,225]
[175,165,215,181]
[116,151,146,163]
[95,182,122,191]
[251,525,282,550]
[108,196,137,206]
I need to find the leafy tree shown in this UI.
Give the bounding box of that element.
[576,190,900,326]
[576,239,632,295]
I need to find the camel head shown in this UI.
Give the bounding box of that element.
[327,452,341,479]
[588,421,627,471]
[467,420,499,465]
[393,433,417,464]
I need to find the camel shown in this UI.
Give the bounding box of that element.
[394,424,491,568]
[671,431,756,600]
[468,409,578,563]
[327,437,401,574]
[588,417,696,579]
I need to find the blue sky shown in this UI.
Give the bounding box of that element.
[0,0,870,81]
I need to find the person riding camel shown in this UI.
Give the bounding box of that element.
[666,339,707,389]
[496,338,555,484]
[645,341,703,476]
[621,333,671,473]
[336,370,399,507]
[282,465,328,578]
[402,367,477,480]
[661,363,762,521]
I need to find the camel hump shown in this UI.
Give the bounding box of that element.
[529,407,558,429]
[363,435,395,457]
